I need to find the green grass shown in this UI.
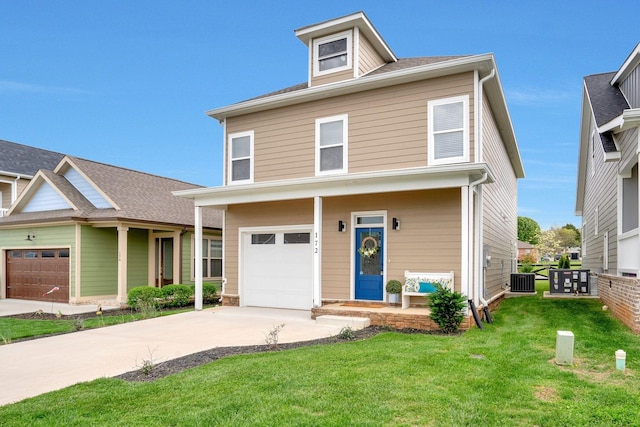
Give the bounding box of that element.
[1,286,639,426]
[0,307,196,344]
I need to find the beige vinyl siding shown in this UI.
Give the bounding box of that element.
[582,115,618,273]
[358,34,385,76]
[311,69,354,86]
[225,73,475,183]
[224,199,314,295]
[322,189,462,300]
[480,94,518,298]
[0,181,9,210]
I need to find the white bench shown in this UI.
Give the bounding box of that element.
[402,270,454,309]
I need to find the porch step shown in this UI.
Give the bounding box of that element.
[315,315,371,330]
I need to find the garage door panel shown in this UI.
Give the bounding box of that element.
[242,231,312,310]
[6,249,70,301]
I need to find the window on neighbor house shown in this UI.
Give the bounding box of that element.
[194,237,222,279]
[313,31,352,76]
[316,114,348,175]
[428,95,469,165]
[228,131,253,184]
[622,163,639,233]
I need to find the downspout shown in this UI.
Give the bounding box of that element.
[475,68,496,309]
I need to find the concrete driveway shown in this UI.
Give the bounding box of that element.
[0,305,351,406]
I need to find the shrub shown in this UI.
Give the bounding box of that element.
[385,279,402,294]
[521,253,537,265]
[428,284,467,334]
[202,283,219,304]
[161,284,194,308]
[127,286,162,311]
[519,263,534,273]
[558,254,571,269]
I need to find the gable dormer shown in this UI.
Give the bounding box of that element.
[295,11,397,87]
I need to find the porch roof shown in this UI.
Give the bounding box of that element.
[173,164,494,209]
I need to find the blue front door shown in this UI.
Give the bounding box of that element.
[355,228,383,300]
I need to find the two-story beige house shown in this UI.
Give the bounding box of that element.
[176,12,524,317]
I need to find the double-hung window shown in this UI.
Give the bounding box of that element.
[228,131,253,184]
[194,237,222,279]
[428,95,469,165]
[313,31,352,76]
[316,114,348,175]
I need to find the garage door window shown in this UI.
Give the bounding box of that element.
[59,249,69,258]
[9,250,21,258]
[252,234,275,244]
[24,251,38,258]
[284,233,310,244]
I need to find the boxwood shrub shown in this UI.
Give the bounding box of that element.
[127,286,162,310]
[160,284,194,308]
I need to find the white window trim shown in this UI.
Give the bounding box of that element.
[227,130,254,185]
[313,30,352,77]
[428,95,470,165]
[315,114,348,176]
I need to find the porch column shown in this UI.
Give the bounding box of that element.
[313,196,322,307]
[194,205,203,311]
[117,226,129,304]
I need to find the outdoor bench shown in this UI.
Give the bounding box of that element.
[402,270,454,309]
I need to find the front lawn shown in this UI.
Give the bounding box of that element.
[1,289,639,426]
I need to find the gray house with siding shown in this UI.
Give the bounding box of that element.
[176,12,524,327]
[0,155,222,305]
[576,42,640,333]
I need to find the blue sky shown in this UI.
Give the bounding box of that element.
[2,1,639,230]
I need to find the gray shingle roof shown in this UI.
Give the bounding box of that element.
[0,156,222,229]
[584,72,629,127]
[0,139,65,176]
[246,56,470,102]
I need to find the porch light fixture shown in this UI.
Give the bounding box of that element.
[25,232,36,241]
[338,220,346,232]
[392,218,400,231]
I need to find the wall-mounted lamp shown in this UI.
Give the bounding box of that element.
[25,232,36,241]
[392,218,400,231]
[338,220,346,232]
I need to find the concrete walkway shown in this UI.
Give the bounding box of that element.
[0,305,349,406]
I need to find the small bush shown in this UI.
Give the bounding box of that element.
[428,284,467,334]
[519,263,534,273]
[161,284,194,308]
[385,279,402,294]
[127,286,162,311]
[202,283,218,304]
[558,254,571,269]
[520,253,537,265]
[337,326,356,340]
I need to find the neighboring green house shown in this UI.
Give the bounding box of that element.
[0,155,222,305]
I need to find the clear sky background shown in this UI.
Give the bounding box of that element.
[2,1,639,230]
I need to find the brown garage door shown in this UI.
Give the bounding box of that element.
[6,249,70,302]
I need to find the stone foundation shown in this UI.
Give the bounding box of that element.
[598,274,640,334]
[221,294,240,307]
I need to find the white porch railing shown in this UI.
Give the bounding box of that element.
[0,208,8,217]
[618,231,640,273]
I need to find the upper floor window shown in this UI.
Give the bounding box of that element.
[428,95,470,165]
[228,131,253,184]
[316,114,348,175]
[313,31,352,76]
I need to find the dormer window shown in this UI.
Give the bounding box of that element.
[313,30,352,76]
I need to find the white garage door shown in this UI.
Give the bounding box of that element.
[241,230,313,310]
